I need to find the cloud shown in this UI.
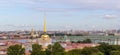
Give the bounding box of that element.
[103,14,118,19]
[33,0,120,11]
[0,0,120,12]
[40,0,119,12]
[62,0,120,10]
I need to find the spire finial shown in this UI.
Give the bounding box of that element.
[44,13,47,33]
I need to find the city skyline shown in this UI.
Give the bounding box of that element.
[0,0,120,31]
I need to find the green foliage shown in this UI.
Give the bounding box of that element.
[66,48,103,55]
[92,52,104,55]
[96,43,110,55]
[97,43,120,55]
[82,39,92,43]
[66,49,81,55]
[52,42,65,55]
[81,47,100,55]
[7,44,25,55]
[46,45,52,55]
[31,42,64,55]
[40,51,46,55]
[30,42,120,55]
[31,44,46,55]
[110,50,120,55]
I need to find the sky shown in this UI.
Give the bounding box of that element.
[0,0,120,31]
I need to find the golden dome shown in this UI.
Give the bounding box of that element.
[41,34,49,38]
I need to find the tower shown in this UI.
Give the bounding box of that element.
[39,14,52,50]
[31,28,38,38]
[31,28,35,38]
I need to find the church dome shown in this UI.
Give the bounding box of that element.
[41,34,49,38]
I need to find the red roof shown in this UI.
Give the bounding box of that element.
[61,43,100,51]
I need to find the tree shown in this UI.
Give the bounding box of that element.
[52,42,65,55]
[82,39,92,43]
[110,50,120,55]
[92,52,104,55]
[46,45,52,55]
[7,44,25,55]
[97,43,120,55]
[77,41,82,43]
[40,51,46,55]
[31,44,46,55]
[96,43,110,55]
[81,47,100,55]
[66,49,81,55]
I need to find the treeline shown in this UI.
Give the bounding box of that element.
[66,43,120,55]
[7,43,120,55]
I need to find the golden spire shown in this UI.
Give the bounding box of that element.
[44,13,47,33]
